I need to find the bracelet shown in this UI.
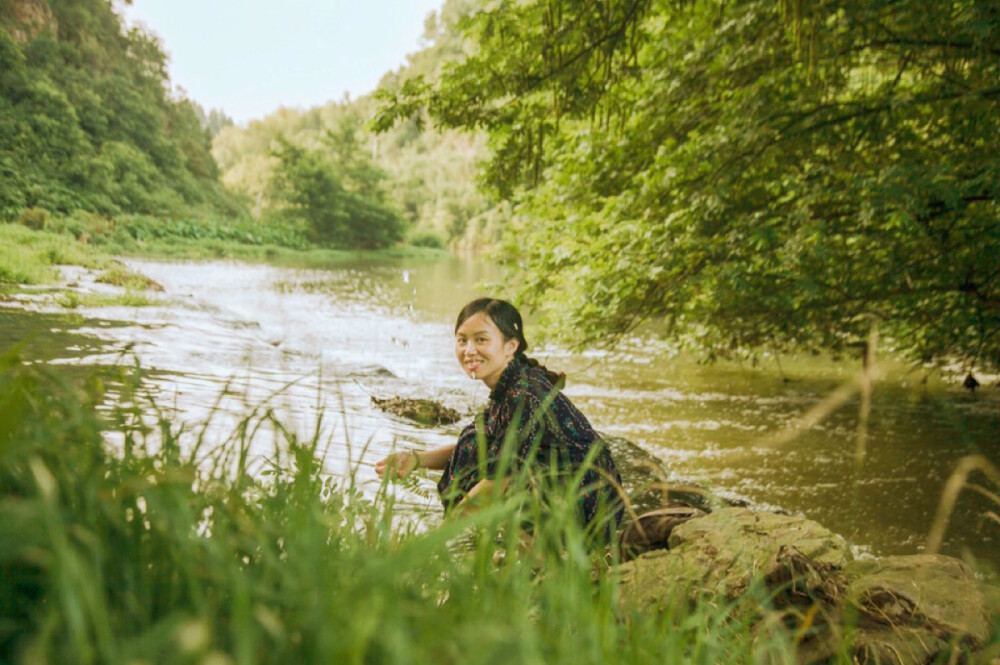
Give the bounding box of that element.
[411,451,421,470]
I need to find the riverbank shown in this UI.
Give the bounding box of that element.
[3,355,996,664]
[2,238,998,660]
[3,244,998,572]
[0,218,449,293]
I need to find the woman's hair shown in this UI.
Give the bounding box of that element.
[455,298,565,385]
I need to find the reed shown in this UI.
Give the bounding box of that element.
[0,353,851,665]
[926,455,1000,557]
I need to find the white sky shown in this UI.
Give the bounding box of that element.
[119,0,444,124]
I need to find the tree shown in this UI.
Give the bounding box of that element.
[378,0,1000,371]
[268,138,403,249]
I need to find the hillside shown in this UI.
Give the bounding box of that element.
[0,0,240,220]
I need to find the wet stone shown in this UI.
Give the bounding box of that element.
[371,396,462,426]
[602,434,727,515]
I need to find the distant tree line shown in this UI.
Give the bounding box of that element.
[212,0,504,252]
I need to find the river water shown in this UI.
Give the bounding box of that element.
[3,256,998,571]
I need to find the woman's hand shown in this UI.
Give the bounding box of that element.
[375,444,456,479]
[375,451,420,479]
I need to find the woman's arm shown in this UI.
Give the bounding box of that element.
[375,443,456,478]
[415,444,456,471]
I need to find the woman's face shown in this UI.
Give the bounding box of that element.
[454,312,518,389]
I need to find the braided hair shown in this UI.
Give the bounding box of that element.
[455,298,565,386]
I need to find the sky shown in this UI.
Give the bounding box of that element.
[119,0,444,125]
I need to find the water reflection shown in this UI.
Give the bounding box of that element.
[1,256,997,571]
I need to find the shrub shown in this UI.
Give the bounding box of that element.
[407,229,445,249]
[17,207,48,230]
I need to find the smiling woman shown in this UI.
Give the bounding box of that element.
[376,298,625,546]
[455,309,517,387]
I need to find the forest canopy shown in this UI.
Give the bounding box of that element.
[378,0,1000,371]
[0,0,239,218]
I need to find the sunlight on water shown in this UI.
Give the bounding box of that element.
[2,256,997,569]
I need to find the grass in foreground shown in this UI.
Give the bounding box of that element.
[0,354,819,665]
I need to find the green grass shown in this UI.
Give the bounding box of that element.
[4,214,450,277]
[98,234,448,265]
[56,289,164,309]
[0,224,105,285]
[94,261,164,291]
[0,225,163,307]
[0,355,824,665]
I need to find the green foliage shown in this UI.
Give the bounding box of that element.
[42,212,312,252]
[55,289,162,308]
[268,138,404,249]
[17,207,47,230]
[383,0,1000,371]
[0,222,100,284]
[193,104,234,140]
[0,0,239,220]
[407,229,446,249]
[94,260,163,291]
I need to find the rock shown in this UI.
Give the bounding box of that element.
[618,503,707,561]
[844,554,991,658]
[618,507,852,614]
[616,507,999,664]
[371,396,462,426]
[347,364,397,379]
[601,434,728,515]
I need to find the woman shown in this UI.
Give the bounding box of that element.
[376,298,624,544]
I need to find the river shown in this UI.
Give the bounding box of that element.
[3,255,998,571]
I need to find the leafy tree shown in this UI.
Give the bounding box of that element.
[268,138,403,249]
[322,108,392,204]
[378,0,1000,371]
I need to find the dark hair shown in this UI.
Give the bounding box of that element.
[455,298,565,386]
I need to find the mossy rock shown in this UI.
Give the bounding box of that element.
[371,396,462,426]
[844,554,991,655]
[618,507,852,614]
[617,509,999,664]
